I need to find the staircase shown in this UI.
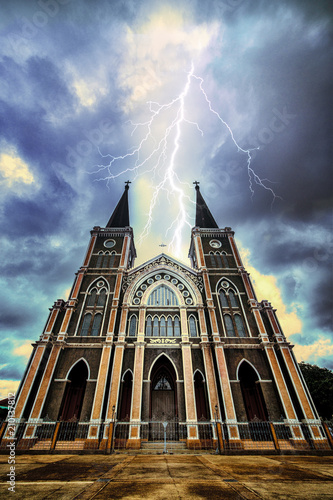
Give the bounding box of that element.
[140,441,187,454]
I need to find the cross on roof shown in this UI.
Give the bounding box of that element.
[125,180,131,186]
[193,181,200,187]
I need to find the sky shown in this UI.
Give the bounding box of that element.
[0,0,332,399]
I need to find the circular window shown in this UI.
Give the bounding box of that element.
[155,274,161,280]
[177,283,184,290]
[171,278,178,285]
[133,298,140,305]
[97,281,104,287]
[137,291,143,297]
[141,284,147,290]
[183,291,189,297]
[222,281,229,288]
[209,239,221,248]
[147,278,154,285]
[164,275,170,280]
[104,239,116,248]
[186,298,193,305]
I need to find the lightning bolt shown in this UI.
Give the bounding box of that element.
[93,65,281,258]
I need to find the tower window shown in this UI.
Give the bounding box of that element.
[216,252,222,268]
[209,252,216,267]
[235,315,246,337]
[80,313,92,336]
[224,315,236,337]
[97,289,106,307]
[91,314,102,336]
[219,290,228,308]
[229,290,238,308]
[87,289,97,307]
[222,253,229,268]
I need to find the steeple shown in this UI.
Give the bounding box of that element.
[194,182,219,228]
[106,181,130,228]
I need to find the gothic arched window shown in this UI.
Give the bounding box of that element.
[87,289,97,307]
[109,251,116,268]
[96,252,103,268]
[216,252,222,268]
[80,313,92,336]
[167,316,173,336]
[189,316,197,337]
[174,316,181,337]
[235,315,246,337]
[128,315,137,337]
[160,316,166,336]
[147,285,178,306]
[219,290,228,308]
[91,314,102,336]
[153,317,159,336]
[222,253,229,268]
[224,315,236,337]
[209,252,216,267]
[146,316,152,336]
[97,289,106,307]
[229,290,238,308]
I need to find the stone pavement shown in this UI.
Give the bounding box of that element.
[0,453,332,499]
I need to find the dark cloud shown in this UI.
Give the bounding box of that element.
[0,0,331,389]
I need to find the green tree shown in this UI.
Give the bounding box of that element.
[299,362,333,420]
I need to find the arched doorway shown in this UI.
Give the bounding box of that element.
[150,355,177,421]
[238,362,268,421]
[59,360,88,421]
[119,370,133,421]
[194,371,209,420]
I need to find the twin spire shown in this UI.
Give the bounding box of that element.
[105,180,219,229]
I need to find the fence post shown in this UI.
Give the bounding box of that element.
[106,406,116,455]
[0,422,7,444]
[322,422,333,450]
[216,421,224,453]
[50,421,61,452]
[269,422,280,452]
[106,422,115,454]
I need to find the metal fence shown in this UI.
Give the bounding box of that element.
[0,419,332,454]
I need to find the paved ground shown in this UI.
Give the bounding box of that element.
[0,453,332,499]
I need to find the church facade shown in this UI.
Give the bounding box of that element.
[4,184,329,451]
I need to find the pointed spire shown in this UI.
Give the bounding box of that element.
[194,181,219,228]
[106,181,131,228]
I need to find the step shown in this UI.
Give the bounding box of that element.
[141,441,187,449]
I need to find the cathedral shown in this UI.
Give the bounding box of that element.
[3,183,329,452]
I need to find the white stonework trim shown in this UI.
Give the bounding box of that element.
[193,369,205,382]
[105,344,125,419]
[130,344,146,423]
[16,346,45,418]
[264,346,297,421]
[281,346,319,421]
[236,359,261,381]
[35,346,62,420]
[121,368,134,382]
[65,357,91,380]
[148,352,180,382]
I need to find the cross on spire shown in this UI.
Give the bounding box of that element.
[193,181,200,187]
[125,180,131,187]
